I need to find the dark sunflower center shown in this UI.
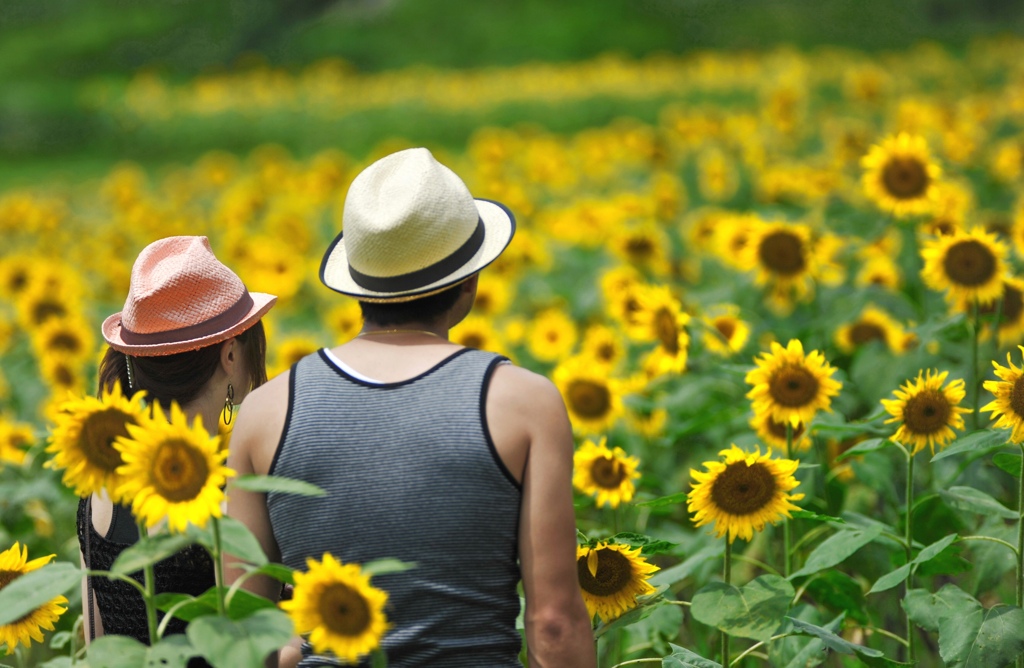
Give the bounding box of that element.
[151,439,210,502]
[766,417,804,440]
[32,300,67,325]
[475,294,492,311]
[81,410,132,473]
[654,308,680,354]
[9,270,29,292]
[567,380,612,419]
[1010,377,1024,419]
[715,318,736,340]
[596,343,616,362]
[50,332,83,354]
[767,366,820,408]
[942,240,996,287]
[462,334,484,349]
[983,283,1023,322]
[881,157,929,199]
[849,323,886,345]
[709,461,778,515]
[902,389,952,435]
[317,582,371,637]
[577,548,633,596]
[52,363,76,388]
[0,569,19,589]
[591,456,627,489]
[626,237,655,260]
[758,231,805,276]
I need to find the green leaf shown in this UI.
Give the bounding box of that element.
[993,452,1022,477]
[690,574,794,642]
[0,562,83,626]
[804,571,869,625]
[931,429,1009,462]
[229,474,326,497]
[786,616,884,658]
[593,586,668,638]
[636,491,690,508]
[905,584,1024,668]
[651,544,722,588]
[835,437,893,462]
[157,587,277,622]
[362,558,417,577]
[220,516,269,566]
[37,658,74,668]
[789,525,883,579]
[111,533,195,576]
[240,561,296,585]
[869,534,960,594]
[86,634,193,668]
[790,509,844,523]
[662,643,722,668]
[940,486,1017,519]
[187,607,294,667]
[609,532,678,555]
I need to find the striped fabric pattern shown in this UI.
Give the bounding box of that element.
[268,347,523,667]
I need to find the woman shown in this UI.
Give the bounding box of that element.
[77,236,276,658]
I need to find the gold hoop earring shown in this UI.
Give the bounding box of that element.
[222,383,235,425]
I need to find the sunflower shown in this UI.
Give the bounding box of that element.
[626,284,689,346]
[45,383,147,498]
[269,334,321,379]
[281,552,389,664]
[471,275,513,317]
[576,542,659,622]
[0,542,68,655]
[701,306,751,357]
[745,339,842,428]
[861,132,942,218]
[456,318,510,360]
[855,255,903,290]
[710,213,757,270]
[834,305,908,355]
[580,324,627,370]
[687,444,804,543]
[573,437,641,508]
[881,369,971,455]
[325,300,363,343]
[526,308,578,363]
[739,220,818,310]
[553,355,625,434]
[921,226,1008,307]
[609,222,671,276]
[114,401,234,533]
[15,285,73,329]
[0,420,33,467]
[749,411,811,452]
[980,276,1024,347]
[30,316,96,364]
[982,347,1024,443]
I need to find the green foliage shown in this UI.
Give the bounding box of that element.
[691,575,795,642]
[186,608,294,667]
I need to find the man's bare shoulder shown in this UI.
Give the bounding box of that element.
[237,369,290,421]
[489,361,565,413]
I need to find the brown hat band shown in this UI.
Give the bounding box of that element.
[346,219,485,293]
[119,291,255,345]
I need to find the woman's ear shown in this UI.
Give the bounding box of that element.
[220,338,237,374]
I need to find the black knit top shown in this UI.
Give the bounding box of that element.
[77,496,215,666]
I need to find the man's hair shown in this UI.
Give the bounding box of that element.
[359,282,464,326]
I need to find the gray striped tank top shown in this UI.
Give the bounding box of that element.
[268,347,523,667]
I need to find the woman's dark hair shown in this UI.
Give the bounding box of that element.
[97,320,268,409]
[358,282,464,327]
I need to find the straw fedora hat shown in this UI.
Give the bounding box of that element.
[102,236,277,356]
[320,147,516,302]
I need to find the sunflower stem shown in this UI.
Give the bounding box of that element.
[1017,442,1024,668]
[783,423,793,578]
[211,517,227,617]
[137,520,159,646]
[721,539,731,668]
[903,447,916,664]
[972,298,981,430]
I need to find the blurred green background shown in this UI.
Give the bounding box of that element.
[2,0,1023,189]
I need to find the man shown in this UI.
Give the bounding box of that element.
[227,147,596,667]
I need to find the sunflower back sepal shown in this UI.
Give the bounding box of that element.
[929,428,1009,462]
[591,584,669,639]
[109,533,195,577]
[690,575,795,643]
[0,561,79,627]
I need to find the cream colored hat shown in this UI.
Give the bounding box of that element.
[102,236,277,356]
[320,147,516,302]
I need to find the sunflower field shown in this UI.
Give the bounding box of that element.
[5,2,1024,665]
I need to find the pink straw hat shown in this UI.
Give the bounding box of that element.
[102,236,277,356]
